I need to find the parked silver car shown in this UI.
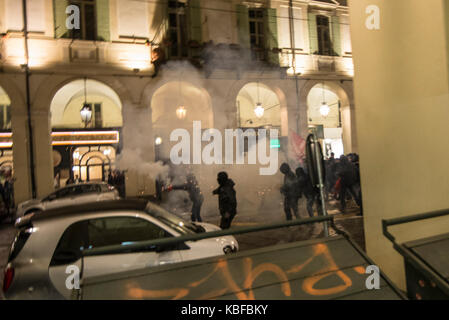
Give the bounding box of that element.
[15,182,120,218]
[3,199,238,300]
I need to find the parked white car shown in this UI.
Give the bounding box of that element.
[15,182,120,218]
[3,199,238,300]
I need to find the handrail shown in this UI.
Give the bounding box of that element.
[81,215,334,258]
[382,208,449,242]
[382,208,449,297]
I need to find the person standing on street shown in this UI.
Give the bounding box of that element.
[280,163,300,220]
[167,173,204,222]
[336,155,362,213]
[213,172,237,229]
[296,167,322,218]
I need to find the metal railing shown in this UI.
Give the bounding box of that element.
[382,208,449,296]
[81,215,335,258]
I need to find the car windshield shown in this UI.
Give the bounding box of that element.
[144,202,203,235]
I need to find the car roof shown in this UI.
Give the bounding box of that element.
[61,182,109,188]
[16,199,149,227]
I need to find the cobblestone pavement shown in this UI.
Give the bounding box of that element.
[202,197,364,251]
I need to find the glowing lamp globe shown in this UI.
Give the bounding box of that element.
[80,104,92,124]
[254,103,264,118]
[320,102,330,117]
[176,106,187,120]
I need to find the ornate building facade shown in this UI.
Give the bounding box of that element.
[0,0,356,208]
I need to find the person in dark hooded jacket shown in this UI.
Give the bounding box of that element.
[296,167,322,218]
[336,155,362,213]
[170,173,204,222]
[280,163,300,220]
[212,172,237,229]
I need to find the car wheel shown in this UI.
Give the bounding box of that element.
[24,209,42,216]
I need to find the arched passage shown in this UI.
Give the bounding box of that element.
[51,79,123,129]
[50,79,123,186]
[151,81,213,161]
[302,80,354,157]
[236,82,282,129]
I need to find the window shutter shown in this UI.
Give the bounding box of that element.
[264,8,279,65]
[189,0,202,43]
[96,0,110,41]
[331,15,341,56]
[188,0,202,57]
[236,5,250,50]
[54,0,69,38]
[308,13,318,54]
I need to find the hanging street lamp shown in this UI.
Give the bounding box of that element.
[176,106,187,120]
[320,82,330,117]
[320,102,330,117]
[80,103,92,127]
[80,78,92,127]
[254,102,265,118]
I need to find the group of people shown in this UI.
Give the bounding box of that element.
[325,153,363,214]
[162,152,363,229]
[280,152,363,221]
[165,171,237,230]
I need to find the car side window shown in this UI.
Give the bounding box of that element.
[50,221,88,266]
[54,187,74,199]
[87,217,171,249]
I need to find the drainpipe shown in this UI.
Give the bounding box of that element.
[289,0,302,134]
[22,0,37,199]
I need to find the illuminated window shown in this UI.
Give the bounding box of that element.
[0,105,11,131]
[316,15,333,56]
[168,0,188,58]
[69,0,97,40]
[249,9,266,61]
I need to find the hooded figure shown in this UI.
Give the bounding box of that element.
[296,167,322,218]
[213,172,237,229]
[171,173,204,222]
[280,163,300,220]
[336,155,362,213]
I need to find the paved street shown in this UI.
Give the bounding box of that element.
[0,223,16,299]
[0,197,363,299]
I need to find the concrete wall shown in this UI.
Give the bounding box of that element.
[349,0,449,289]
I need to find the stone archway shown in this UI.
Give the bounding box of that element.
[227,79,289,137]
[0,76,32,203]
[29,75,133,197]
[300,80,356,155]
[150,80,214,162]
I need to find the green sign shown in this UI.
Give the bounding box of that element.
[270,139,281,149]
